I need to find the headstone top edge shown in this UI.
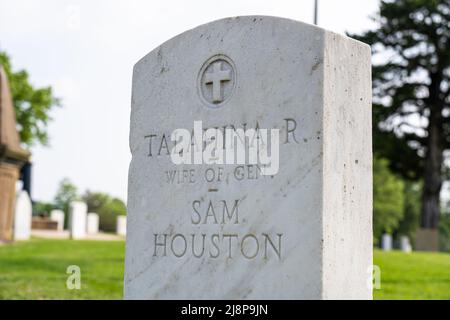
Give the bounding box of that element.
[132,15,330,72]
[324,29,372,53]
[70,201,87,210]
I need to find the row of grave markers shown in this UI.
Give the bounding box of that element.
[67,201,127,239]
[13,192,126,241]
[381,234,413,253]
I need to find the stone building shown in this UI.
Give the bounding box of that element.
[0,66,30,242]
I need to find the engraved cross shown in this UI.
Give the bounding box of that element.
[204,62,231,103]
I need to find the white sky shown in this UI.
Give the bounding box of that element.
[0,0,380,203]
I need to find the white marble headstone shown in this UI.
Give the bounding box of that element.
[87,212,99,234]
[400,236,412,253]
[116,215,127,236]
[69,201,87,240]
[125,16,372,299]
[381,234,393,251]
[50,209,65,231]
[13,190,32,241]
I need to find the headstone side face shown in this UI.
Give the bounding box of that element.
[321,32,372,299]
[117,216,126,236]
[13,190,32,240]
[87,213,99,234]
[50,209,65,231]
[125,16,372,300]
[69,201,87,240]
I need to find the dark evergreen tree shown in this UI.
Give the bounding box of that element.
[351,0,450,229]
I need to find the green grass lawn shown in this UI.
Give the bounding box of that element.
[374,249,450,300]
[1,238,449,299]
[0,238,124,299]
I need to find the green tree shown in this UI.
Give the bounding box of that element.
[83,191,110,213]
[373,157,405,243]
[439,211,450,251]
[32,201,55,217]
[0,51,60,147]
[54,178,79,219]
[82,191,126,232]
[351,0,450,229]
[396,181,422,240]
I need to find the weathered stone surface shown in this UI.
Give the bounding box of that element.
[69,201,87,240]
[0,163,19,242]
[13,190,32,240]
[125,16,372,299]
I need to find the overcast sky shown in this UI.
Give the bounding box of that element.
[0,0,380,203]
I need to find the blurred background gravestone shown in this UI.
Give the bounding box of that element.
[400,235,412,253]
[0,66,30,243]
[87,212,99,235]
[116,215,126,236]
[69,201,87,240]
[381,234,393,251]
[13,190,32,240]
[50,209,65,231]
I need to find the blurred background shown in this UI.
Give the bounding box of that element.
[0,0,449,299]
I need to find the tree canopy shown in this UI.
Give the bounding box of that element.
[373,157,405,242]
[83,191,127,232]
[0,51,60,147]
[54,178,79,213]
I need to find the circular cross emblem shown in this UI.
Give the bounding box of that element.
[198,55,236,108]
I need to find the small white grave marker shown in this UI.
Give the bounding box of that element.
[13,190,32,240]
[69,201,87,240]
